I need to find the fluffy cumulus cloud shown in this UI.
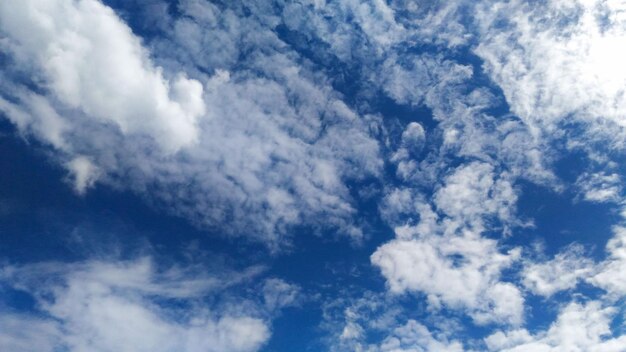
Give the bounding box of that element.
[0,0,383,246]
[0,0,205,153]
[373,156,529,327]
[0,257,275,352]
[372,226,523,326]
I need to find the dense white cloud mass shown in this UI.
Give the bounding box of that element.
[372,227,523,326]
[0,0,205,153]
[0,0,382,245]
[0,257,274,352]
[373,161,524,326]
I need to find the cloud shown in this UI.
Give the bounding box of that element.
[321,290,466,352]
[391,122,426,163]
[375,148,530,327]
[372,230,523,326]
[0,257,272,352]
[0,0,204,153]
[0,315,62,352]
[475,0,626,146]
[485,301,626,352]
[522,244,595,297]
[432,162,517,228]
[589,226,626,296]
[66,156,100,194]
[4,1,626,350]
[377,319,464,352]
[0,0,383,246]
[379,53,473,108]
[575,172,622,203]
[262,278,301,312]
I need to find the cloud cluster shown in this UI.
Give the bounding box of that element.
[475,0,626,146]
[0,257,279,352]
[373,140,532,327]
[0,0,205,153]
[0,0,383,246]
[321,290,465,352]
[522,244,594,297]
[589,226,626,296]
[376,320,464,352]
[575,172,623,203]
[3,0,626,350]
[486,301,626,352]
[373,224,523,327]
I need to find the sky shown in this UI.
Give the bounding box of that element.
[1,0,626,351]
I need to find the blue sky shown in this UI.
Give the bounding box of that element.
[2,0,626,351]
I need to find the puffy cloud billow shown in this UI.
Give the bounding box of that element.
[3,0,626,351]
[0,0,383,246]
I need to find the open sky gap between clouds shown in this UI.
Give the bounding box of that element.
[2,0,626,351]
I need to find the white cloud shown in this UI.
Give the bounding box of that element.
[485,301,626,352]
[0,257,271,352]
[0,315,62,352]
[321,290,464,352]
[385,161,523,232]
[522,244,595,297]
[380,53,473,108]
[0,0,383,246]
[4,1,626,349]
[475,0,626,146]
[66,156,100,194]
[372,154,535,327]
[280,0,405,63]
[0,91,69,149]
[372,227,523,326]
[575,172,622,203]
[390,1,472,48]
[433,162,517,228]
[377,320,464,352]
[589,226,626,296]
[391,122,426,163]
[0,0,204,153]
